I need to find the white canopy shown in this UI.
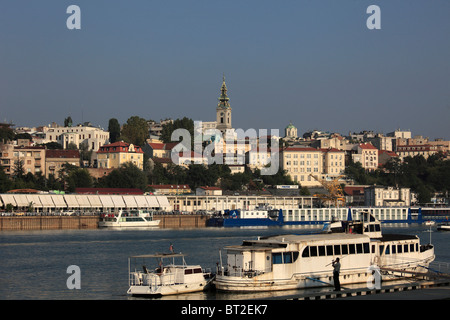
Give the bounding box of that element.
[26,195,42,208]
[64,195,79,208]
[122,195,138,208]
[156,196,170,208]
[51,195,67,208]
[86,195,102,208]
[99,195,115,208]
[0,194,17,207]
[146,196,159,207]
[134,196,149,208]
[13,194,29,207]
[38,195,55,208]
[111,195,126,208]
[75,195,91,208]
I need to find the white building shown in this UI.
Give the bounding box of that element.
[364,186,411,207]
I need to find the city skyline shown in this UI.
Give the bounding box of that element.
[1,1,449,139]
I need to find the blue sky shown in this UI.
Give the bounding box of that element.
[1,1,449,139]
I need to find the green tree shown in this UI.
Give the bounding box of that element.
[108,118,121,143]
[120,116,149,146]
[160,117,194,149]
[100,162,148,191]
[64,116,73,127]
[66,168,93,192]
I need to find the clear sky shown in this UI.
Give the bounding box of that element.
[1,0,449,139]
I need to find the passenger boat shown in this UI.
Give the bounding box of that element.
[98,210,160,228]
[214,211,435,292]
[207,205,283,227]
[437,223,450,231]
[127,253,214,296]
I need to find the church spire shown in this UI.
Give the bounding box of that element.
[218,74,230,109]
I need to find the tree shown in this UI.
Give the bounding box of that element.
[108,118,121,143]
[0,126,15,143]
[99,162,148,191]
[120,116,149,146]
[160,117,194,149]
[66,168,93,192]
[64,116,73,127]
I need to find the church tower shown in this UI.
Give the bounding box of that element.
[216,75,232,133]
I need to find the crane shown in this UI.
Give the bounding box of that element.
[309,174,345,207]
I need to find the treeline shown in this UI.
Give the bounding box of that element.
[0,160,297,194]
[345,152,450,203]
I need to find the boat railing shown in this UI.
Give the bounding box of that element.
[216,266,268,278]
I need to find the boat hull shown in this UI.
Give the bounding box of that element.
[128,280,210,296]
[98,220,160,228]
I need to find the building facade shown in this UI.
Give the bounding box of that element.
[96,141,144,169]
[43,124,109,152]
[0,144,46,176]
[45,149,80,179]
[364,186,411,207]
[352,143,379,171]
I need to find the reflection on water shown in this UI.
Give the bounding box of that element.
[0,225,449,300]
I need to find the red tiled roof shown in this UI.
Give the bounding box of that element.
[97,141,143,153]
[358,143,377,150]
[46,149,80,158]
[148,184,191,190]
[75,188,144,195]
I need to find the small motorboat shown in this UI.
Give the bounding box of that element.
[127,253,214,296]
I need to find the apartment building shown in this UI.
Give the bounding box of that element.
[45,149,80,179]
[43,124,109,151]
[364,186,411,207]
[352,143,378,171]
[397,144,438,160]
[0,144,46,176]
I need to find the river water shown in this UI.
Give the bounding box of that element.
[1,224,449,300]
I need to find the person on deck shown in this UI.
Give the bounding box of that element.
[332,258,341,291]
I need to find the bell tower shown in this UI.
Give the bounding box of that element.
[216,75,232,133]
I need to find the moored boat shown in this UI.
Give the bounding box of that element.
[98,209,160,228]
[437,222,450,231]
[127,253,214,296]
[214,211,435,292]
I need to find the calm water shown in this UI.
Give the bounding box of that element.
[1,225,449,300]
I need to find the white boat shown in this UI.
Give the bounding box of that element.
[437,223,450,231]
[425,220,436,226]
[127,253,214,296]
[214,211,435,292]
[98,210,160,228]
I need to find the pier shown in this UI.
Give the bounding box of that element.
[266,279,450,300]
[0,214,208,231]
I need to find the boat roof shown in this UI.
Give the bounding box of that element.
[130,253,185,259]
[225,233,370,251]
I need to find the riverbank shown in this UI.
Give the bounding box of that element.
[0,215,208,231]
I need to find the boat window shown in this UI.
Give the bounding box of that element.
[410,244,415,252]
[273,252,299,264]
[185,269,193,275]
[397,244,403,253]
[284,253,292,263]
[380,245,384,255]
[273,253,283,264]
[318,246,326,256]
[356,243,363,254]
[302,247,309,258]
[392,245,397,254]
[363,243,370,254]
[404,244,409,253]
[341,244,348,255]
[194,268,202,274]
[326,245,333,256]
[349,244,356,254]
[385,245,390,255]
[334,245,341,255]
[415,243,419,252]
[310,246,318,257]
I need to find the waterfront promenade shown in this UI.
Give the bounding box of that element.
[0,214,208,231]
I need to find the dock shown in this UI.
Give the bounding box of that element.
[0,214,208,231]
[273,280,450,300]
